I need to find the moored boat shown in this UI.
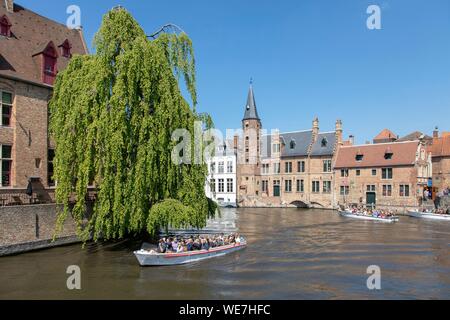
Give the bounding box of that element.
[406,210,450,221]
[134,240,247,266]
[338,210,399,223]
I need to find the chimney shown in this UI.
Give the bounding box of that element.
[233,134,238,151]
[348,135,355,145]
[5,0,13,12]
[433,126,439,138]
[335,119,343,145]
[312,117,319,139]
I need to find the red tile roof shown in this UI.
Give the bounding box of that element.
[0,2,88,86]
[373,129,397,141]
[334,141,419,169]
[430,135,450,157]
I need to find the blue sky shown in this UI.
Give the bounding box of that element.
[18,0,450,143]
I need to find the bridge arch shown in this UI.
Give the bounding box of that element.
[290,200,309,208]
[310,201,325,208]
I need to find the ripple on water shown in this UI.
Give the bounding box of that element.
[0,208,449,299]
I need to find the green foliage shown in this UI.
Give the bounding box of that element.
[49,8,217,242]
[147,199,195,236]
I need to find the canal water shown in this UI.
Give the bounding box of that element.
[0,208,449,299]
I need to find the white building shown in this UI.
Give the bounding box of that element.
[205,145,237,207]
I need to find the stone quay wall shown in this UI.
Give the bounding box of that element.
[0,203,86,256]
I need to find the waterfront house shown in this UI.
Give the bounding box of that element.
[0,0,88,204]
[205,144,237,207]
[236,84,344,209]
[429,129,450,194]
[334,139,432,210]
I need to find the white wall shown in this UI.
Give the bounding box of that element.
[205,154,237,206]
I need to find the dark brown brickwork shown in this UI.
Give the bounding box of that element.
[0,1,87,190]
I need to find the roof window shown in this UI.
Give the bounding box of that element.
[0,15,12,37]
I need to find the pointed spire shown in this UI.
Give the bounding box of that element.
[242,79,260,121]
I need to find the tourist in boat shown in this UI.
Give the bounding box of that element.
[150,233,244,255]
[171,238,179,252]
[176,241,185,253]
[186,238,193,251]
[193,238,201,250]
[217,234,225,246]
[201,238,209,250]
[164,237,172,251]
[158,239,167,253]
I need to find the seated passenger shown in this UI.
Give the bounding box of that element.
[157,239,167,253]
[166,237,173,252]
[201,238,209,250]
[193,239,201,250]
[186,239,194,251]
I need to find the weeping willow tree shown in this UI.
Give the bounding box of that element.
[49,8,217,242]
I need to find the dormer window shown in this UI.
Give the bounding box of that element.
[42,42,58,85]
[384,147,393,160]
[321,137,328,147]
[0,15,12,37]
[60,39,72,58]
[290,140,296,149]
[355,149,364,161]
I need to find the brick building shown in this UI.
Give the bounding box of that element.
[334,139,432,209]
[429,129,450,193]
[236,84,344,209]
[373,129,397,144]
[0,1,87,201]
[372,128,433,145]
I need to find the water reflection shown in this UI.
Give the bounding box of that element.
[0,208,449,299]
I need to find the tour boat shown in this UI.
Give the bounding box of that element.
[338,210,399,223]
[406,210,450,221]
[134,240,247,266]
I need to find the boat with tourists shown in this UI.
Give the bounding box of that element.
[338,206,399,223]
[134,233,246,266]
[406,209,450,221]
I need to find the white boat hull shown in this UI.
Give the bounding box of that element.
[134,242,246,266]
[407,211,450,221]
[338,211,399,223]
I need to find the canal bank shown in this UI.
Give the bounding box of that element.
[1,208,449,299]
[0,203,90,257]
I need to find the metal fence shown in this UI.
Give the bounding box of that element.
[0,188,97,207]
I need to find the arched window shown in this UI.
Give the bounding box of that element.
[42,42,58,85]
[0,15,12,37]
[60,39,72,58]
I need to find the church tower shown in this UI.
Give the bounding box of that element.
[237,81,262,204]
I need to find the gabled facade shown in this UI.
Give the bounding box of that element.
[373,129,398,144]
[429,130,450,194]
[0,0,87,198]
[236,84,343,208]
[334,140,432,209]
